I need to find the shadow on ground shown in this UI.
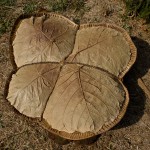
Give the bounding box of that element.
[46,131,100,145]
[114,37,150,129]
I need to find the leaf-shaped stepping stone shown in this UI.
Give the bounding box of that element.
[7,63,60,118]
[7,13,137,141]
[67,24,136,78]
[43,64,127,136]
[12,14,78,67]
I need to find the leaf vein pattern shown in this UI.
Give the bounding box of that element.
[62,88,80,129]
[82,80,115,109]
[71,28,106,61]
[15,66,58,96]
[50,78,78,116]
[78,68,94,126]
[84,90,115,117]
[71,98,82,131]
[57,71,78,88]
[76,99,87,130]
[80,70,118,101]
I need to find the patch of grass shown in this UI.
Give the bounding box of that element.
[122,23,132,34]
[124,0,150,21]
[0,11,11,36]
[48,0,90,24]
[0,20,11,35]
[0,0,16,36]
[0,0,16,6]
[0,113,4,128]
[49,0,88,12]
[23,1,38,14]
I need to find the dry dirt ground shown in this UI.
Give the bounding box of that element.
[0,0,150,149]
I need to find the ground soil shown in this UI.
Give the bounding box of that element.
[0,0,150,149]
